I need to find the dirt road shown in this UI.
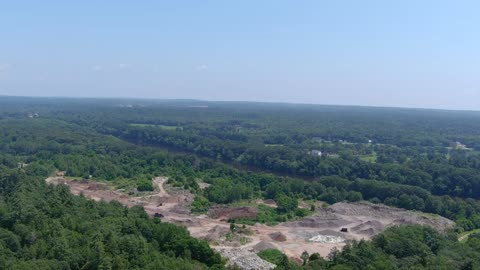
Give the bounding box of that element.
[153,177,169,197]
[459,229,480,242]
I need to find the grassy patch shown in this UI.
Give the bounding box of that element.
[62,176,86,181]
[459,228,480,242]
[412,210,442,219]
[191,195,211,214]
[129,123,182,130]
[257,249,285,265]
[264,144,283,147]
[360,152,377,163]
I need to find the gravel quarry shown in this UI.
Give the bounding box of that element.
[46,176,455,270]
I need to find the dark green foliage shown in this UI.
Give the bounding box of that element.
[0,168,223,269]
[257,248,285,265]
[137,180,154,191]
[324,225,477,269]
[373,225,444,258]
[191,195,211,214]
[301,251,309,265]
[276,194,298,213]
[168,175,200,192]
[205,179,254,204]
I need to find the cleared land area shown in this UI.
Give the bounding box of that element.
[46,176,455,269]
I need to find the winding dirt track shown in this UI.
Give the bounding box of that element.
[153,177,169,197]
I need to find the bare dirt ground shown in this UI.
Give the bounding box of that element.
[46,176,455,269]
[208,205,258,220]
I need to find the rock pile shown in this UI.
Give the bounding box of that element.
[216,248,276,270]
[269,232,287,242]
[252,241,277,252]
[308,235,344,243]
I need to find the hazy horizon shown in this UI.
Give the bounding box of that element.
[1,1,479,111]
[5,94,480,113]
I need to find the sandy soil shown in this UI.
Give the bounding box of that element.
[45,176,455,264]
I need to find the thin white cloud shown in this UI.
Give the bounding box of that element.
[119,63,130,69]
[195,64,208,71]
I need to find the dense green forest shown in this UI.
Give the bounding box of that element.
[2,97,480,268]
[0,166,223,269]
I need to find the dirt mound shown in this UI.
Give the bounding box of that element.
[208,225,229,234]
[285,216,351,228]
[261,199,278,208]
[330,202,403,218]
[269,232,287,242]
[318,229,345,237]
[351,220,384,236]
[330,202,454,233]
[252,241,277,252]
[85,181,107,191]
[391,215,453,232]
[208,206,258,219]
[169,204,191,215]
[357,228,376,237]
[263,199,276,205]
[364,220,384,228]
[45,177,65,185]
[293,229,348,240]
[203,225,230,242]
[170,218,201,227]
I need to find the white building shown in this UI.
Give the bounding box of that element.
[310,150,322,157]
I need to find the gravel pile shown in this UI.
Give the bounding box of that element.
[308,234,344,243]
[331,202,455,232]
[203,225,230,242]
[208,206,258,219]
[216,248,276,270]
[252,241,277,252]
[269,232,287,242]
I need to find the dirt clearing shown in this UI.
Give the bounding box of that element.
[46,176,455,269]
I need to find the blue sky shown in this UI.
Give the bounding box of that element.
[1,1,479,110]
